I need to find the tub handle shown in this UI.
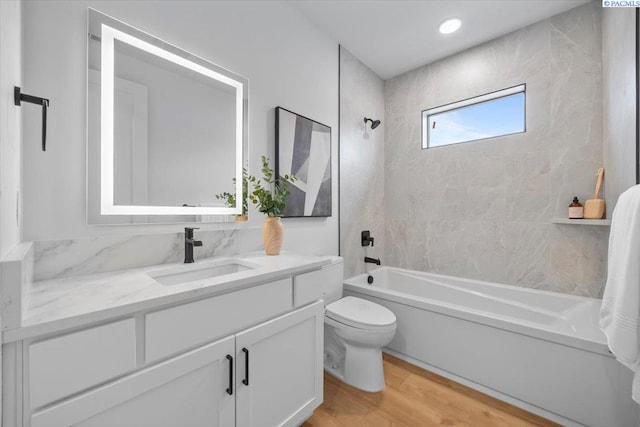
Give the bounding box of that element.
[361,230,375,247]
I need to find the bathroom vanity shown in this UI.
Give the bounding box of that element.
[2,251,332,427]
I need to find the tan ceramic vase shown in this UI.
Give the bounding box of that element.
[234,215,248,222]
[262,216,283,255]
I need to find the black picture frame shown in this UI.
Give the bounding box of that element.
[275,107,332,217]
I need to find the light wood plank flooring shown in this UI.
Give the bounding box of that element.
[302,353,561,427]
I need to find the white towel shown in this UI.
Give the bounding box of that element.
[601,184,640,404]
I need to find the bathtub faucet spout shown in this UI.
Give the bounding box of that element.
[364,256,381,265]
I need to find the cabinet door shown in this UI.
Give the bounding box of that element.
[235,301,323,427]
[30,335,236,427]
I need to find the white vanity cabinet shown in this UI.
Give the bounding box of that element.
[31,335,236,427]
[235,301,323,427]
[6,274,325,427]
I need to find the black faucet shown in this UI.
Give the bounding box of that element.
[364,256,381,265]
[184,227,203,263]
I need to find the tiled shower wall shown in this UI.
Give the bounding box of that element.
[341,2,613,297]
[339,48,386,278]
[383,2,606,297]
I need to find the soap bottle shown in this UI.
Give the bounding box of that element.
[568,197,584,219]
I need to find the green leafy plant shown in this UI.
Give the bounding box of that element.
[215,168,249,216]
[248,155,296,217]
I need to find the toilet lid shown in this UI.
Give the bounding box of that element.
[326,296,396,329]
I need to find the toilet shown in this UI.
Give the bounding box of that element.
[320,257,397,392]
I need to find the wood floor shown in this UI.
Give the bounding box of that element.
[302,354,561,427]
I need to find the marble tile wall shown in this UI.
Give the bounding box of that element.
[339,48,386,278]
[33,228,263,281]
[383,2,607,297]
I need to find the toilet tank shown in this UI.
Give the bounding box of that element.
[321,256,344,304]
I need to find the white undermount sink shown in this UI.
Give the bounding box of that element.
[147,259,259,286]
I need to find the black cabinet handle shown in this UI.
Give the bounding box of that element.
[242,348,249,386]
[226,355,233,395]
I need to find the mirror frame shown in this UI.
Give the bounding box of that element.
[89,9,247,217]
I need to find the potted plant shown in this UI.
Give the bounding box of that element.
[248,155,296,255]
[215,168,249,221]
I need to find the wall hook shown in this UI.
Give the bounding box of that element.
[14,86,49,151]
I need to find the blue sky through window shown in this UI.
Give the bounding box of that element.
[426,92,525,148]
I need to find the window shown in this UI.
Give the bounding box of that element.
[422,84,526,149]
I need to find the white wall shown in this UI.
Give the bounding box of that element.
[22,0,339,256]
[0,0,23,259]
[603,8,637,216]
[0,0,23,418]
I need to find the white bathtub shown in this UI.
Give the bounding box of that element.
[343,267,638,427]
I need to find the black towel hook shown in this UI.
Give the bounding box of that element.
[14,86,49,151]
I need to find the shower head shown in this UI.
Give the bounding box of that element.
[364,117,381,130]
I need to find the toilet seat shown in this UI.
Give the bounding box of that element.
[325,296,396,331]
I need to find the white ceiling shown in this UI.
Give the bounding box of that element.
[291,0,592,80]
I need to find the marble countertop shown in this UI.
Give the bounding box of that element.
[5,252,334,342]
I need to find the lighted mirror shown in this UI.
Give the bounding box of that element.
[87,9,248,223]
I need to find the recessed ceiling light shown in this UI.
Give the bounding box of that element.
[439,18,461,35]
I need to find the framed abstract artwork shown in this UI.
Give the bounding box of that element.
[275,107,332,217]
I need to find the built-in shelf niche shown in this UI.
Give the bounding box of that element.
[551,218,611,226]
